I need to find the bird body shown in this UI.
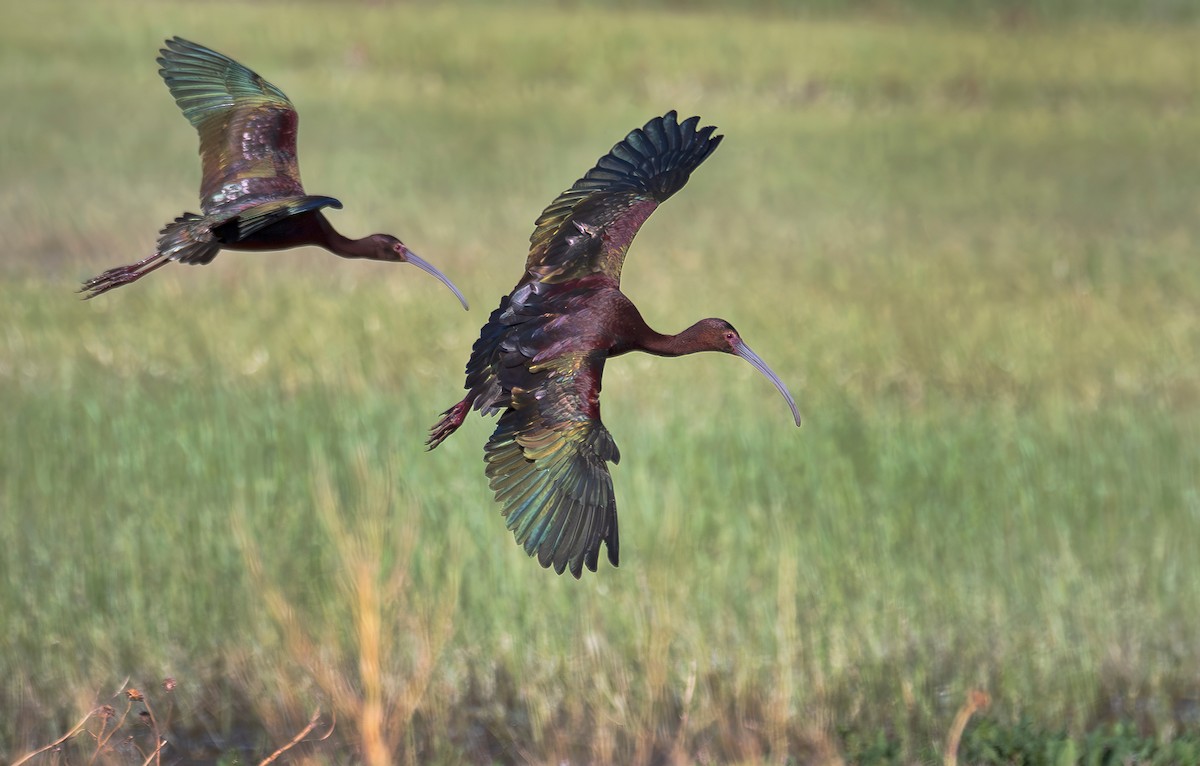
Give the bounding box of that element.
[429,111,800,578]
[82,37,467,308]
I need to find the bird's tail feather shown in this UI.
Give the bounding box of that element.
[78,212,218,299]
[157,212,220,265]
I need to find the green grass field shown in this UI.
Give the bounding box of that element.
[2,1,1199,763]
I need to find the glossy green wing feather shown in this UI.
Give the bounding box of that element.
[525,111,723,285]
[483,353,620,577]
[159,36,290,128]
[158,37,307,212]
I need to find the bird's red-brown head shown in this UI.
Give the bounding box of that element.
[369,234,469,310]
[683,318,802,426]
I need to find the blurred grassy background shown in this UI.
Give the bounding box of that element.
[2,0,1199,763]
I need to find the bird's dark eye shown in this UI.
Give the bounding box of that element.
[724,331,736,342]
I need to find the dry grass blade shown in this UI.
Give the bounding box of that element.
[944,689,991,766]
[668,660,698,766]
[770,554,799,763]
[232,509,360,706]
[231,453,459,766]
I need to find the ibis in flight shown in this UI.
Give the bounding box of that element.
[81,37,467,308]
[427,111,800,577]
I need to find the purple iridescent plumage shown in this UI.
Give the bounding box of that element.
[428,111,800,578]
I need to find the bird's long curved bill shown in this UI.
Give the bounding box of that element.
[733,341,802,426]
[405,250,469,310]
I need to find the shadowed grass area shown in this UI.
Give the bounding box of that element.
[2,0,1199,763]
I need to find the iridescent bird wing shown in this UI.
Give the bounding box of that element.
[484,350,620,578]
[525,110,723,286]
[158,37,308,214]
[210,194,343,241]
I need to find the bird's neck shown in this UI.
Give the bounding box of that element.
[317,215,373,259]
[333,234,373,259]
[602,291,705,358]
[636,324,701,358]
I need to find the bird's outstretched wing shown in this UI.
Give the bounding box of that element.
[484,351,621,578]
[211,195,343,242]
[158,37,307,213]
[525,110,722,286]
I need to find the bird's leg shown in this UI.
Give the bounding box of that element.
[79,253,172,299]
[427,398,472,450]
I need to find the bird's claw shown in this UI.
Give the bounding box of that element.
[79,255,171,299]
[427,400,471,450]
[79,267,138,299]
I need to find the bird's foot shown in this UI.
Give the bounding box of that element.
[79,255,169,299]
[427,399,471,450]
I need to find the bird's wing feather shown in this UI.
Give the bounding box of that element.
[158,37,307,212]
[484,351,620,578]
[525,111,722,286]
[211,195,343,242]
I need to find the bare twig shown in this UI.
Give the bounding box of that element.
[318,709,337,741]
[138,737,167,766]
[944,689,991,766]
[12,708,99,766]
[92,700,133,763]
[86,705,117,765]
[140,694,164,766]
[258,707,325,765]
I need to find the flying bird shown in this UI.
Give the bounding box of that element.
[80,37,467,308]
[427,111,800,578]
